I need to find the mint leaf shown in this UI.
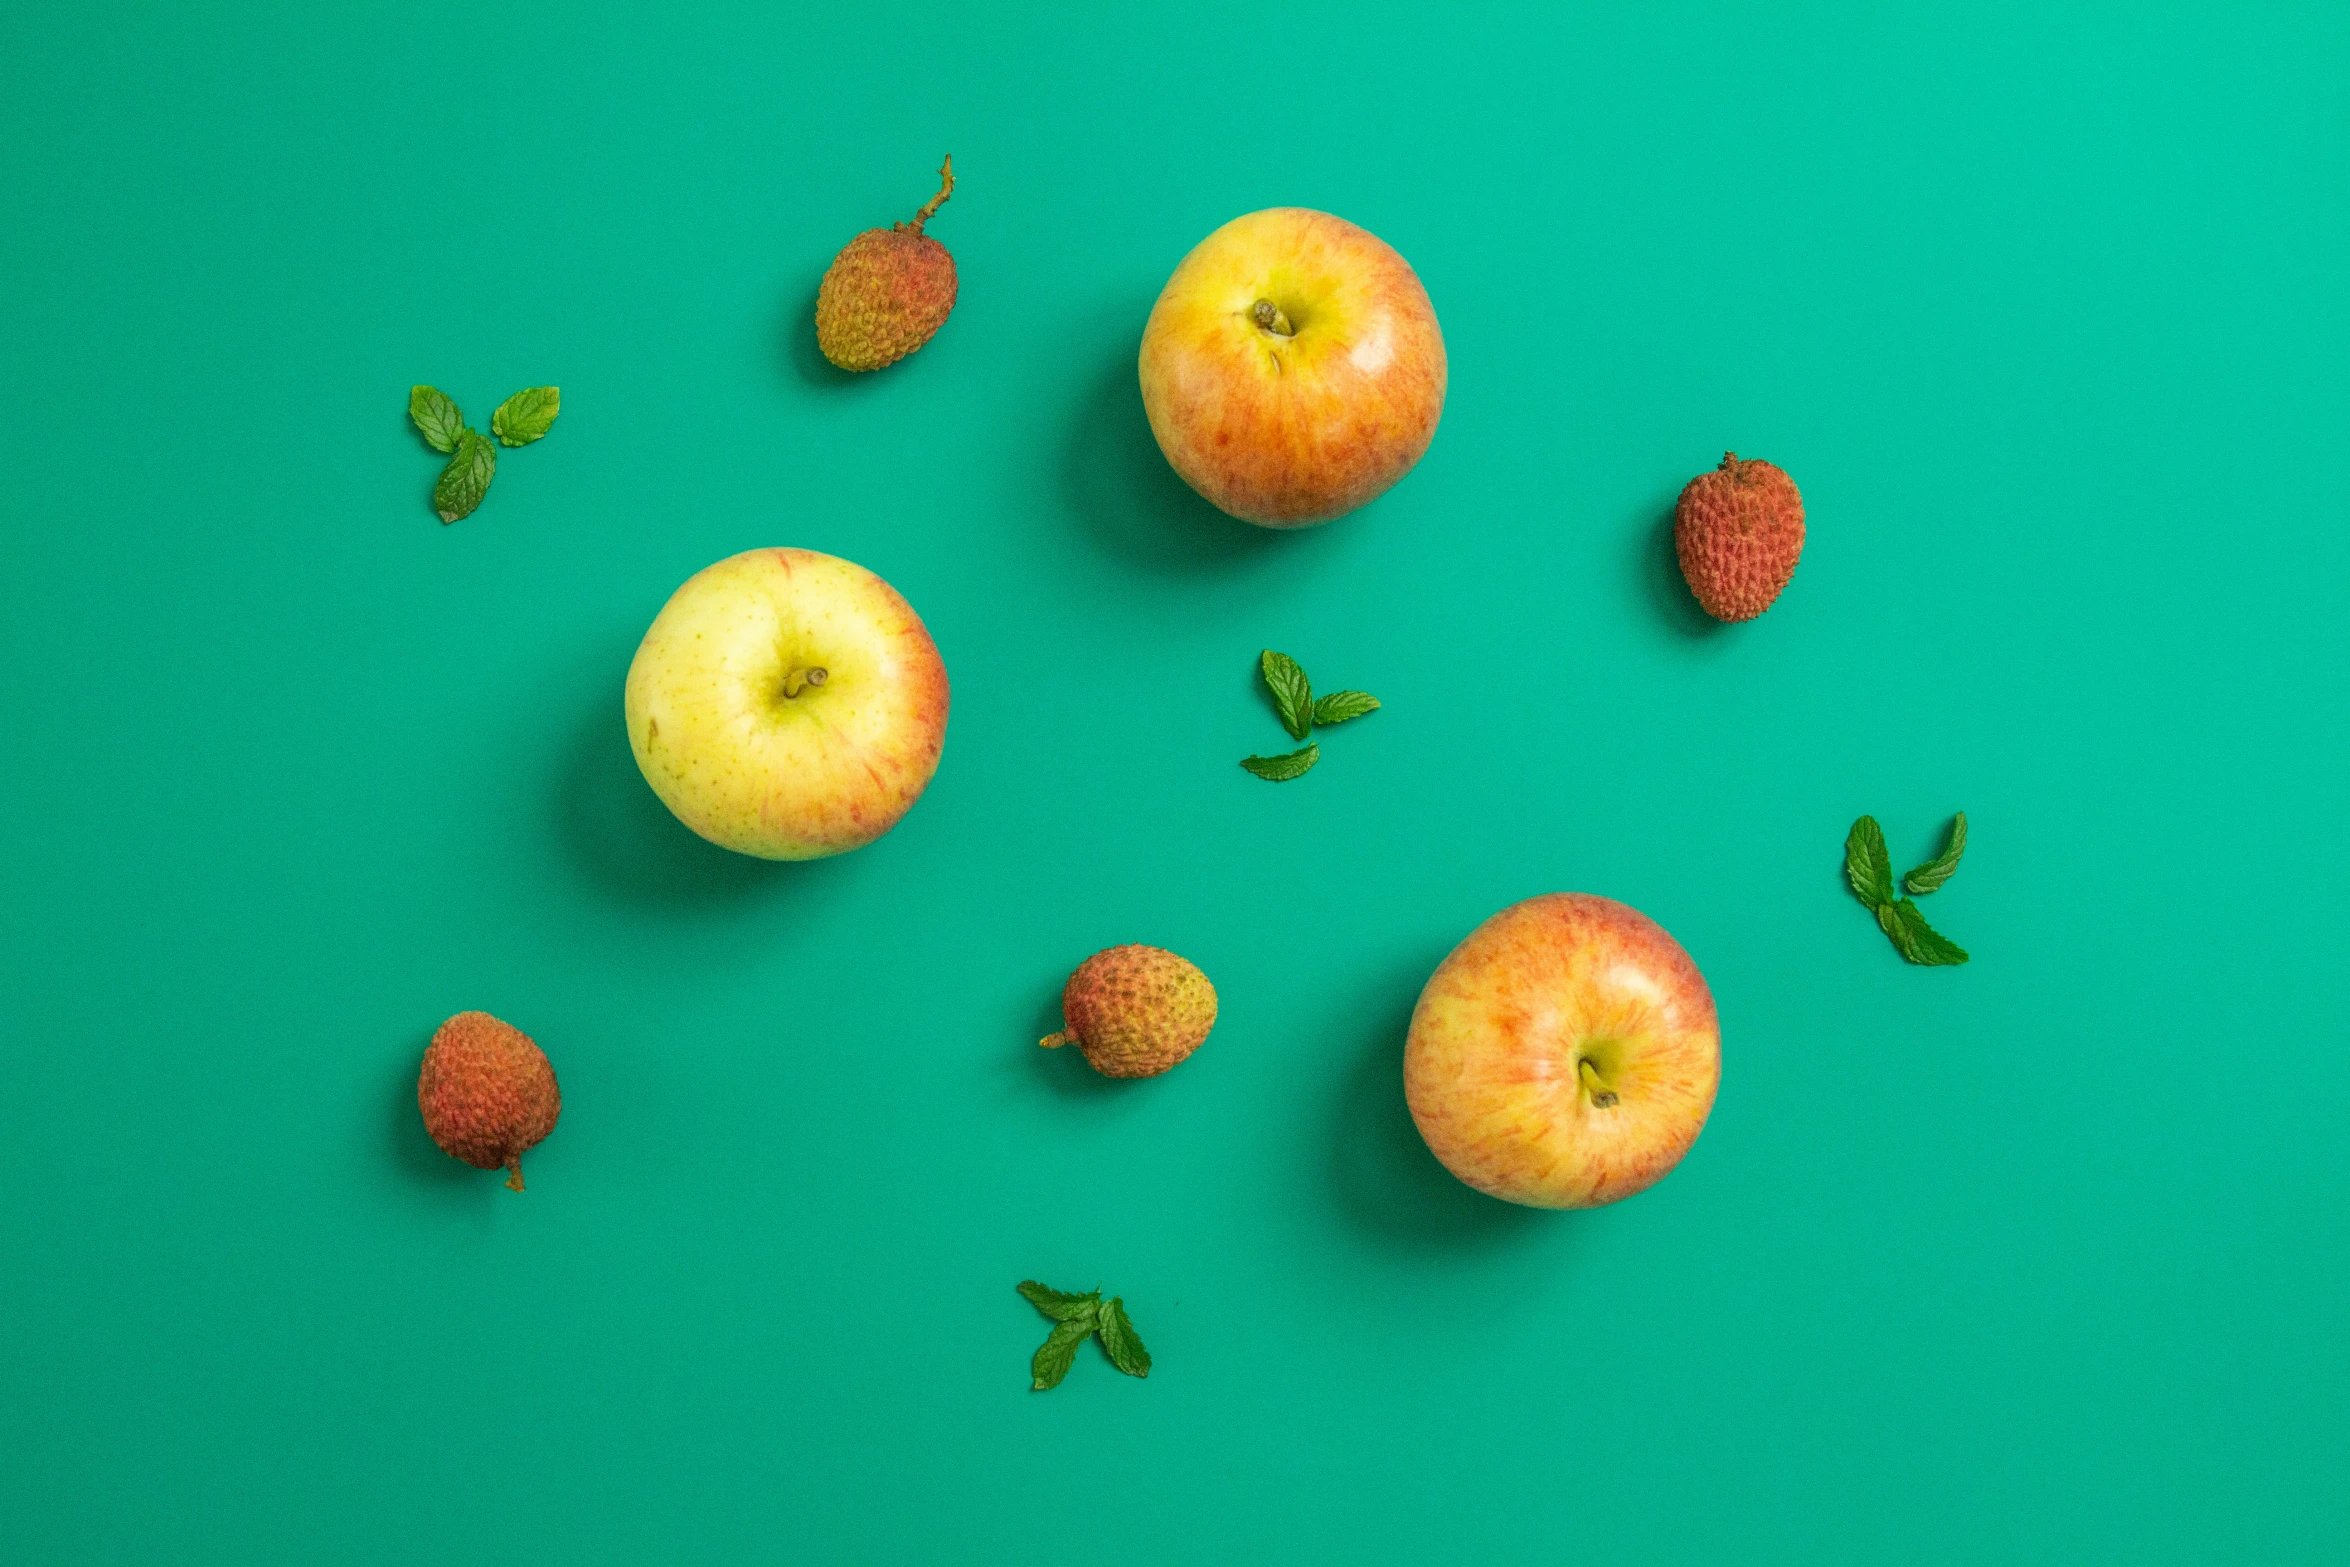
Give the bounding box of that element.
[1017,1280,1101,1324]
[1903,812,1967,895]
[409,386,465,453]
[1030,1318,1092,1391]
[1240,744,1319,782]
[1845,816,1893,907]
[1096,1297,1151,1379]
[1880,898,1969,965]
[1311,690,1381,726]
[491,385,560,447]
[432,428,497,523]
[1260,650,1313,740]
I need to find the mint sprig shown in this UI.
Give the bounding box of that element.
[1015,1279,1099,1322]
[1243,650,1379,780]
[432,429,496,523]
[1845,816,1893,906]
[1878,898,1970,965]
[409,383,559,523]
[1095,1298,1151,1378]
[1845,813,1970,965]
[491,386,561,447]
[409,386,465,453]
[1902,813,1967,894]
[1031,1319,1093,1390]
[1312,690,1381,725]
[1261,650,1313,740]
[1019,1280,1151,1390]
[1241,744,1319,782]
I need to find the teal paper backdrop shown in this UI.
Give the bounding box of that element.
[3,3,2345,1561]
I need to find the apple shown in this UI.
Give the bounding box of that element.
[1404,894,1720,1209]
[624,548,949,859]
[1137,208,1446,527]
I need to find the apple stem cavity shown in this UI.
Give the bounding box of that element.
[1251,299,1295,337]
[780,666,829,700]
[1577,1058,1620,1110]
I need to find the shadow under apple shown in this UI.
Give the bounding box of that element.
[1057,298,1303,577]
[1323,955,1551,1254]
[552,671,799,914]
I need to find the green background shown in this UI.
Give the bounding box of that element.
[3,2,2345,1560]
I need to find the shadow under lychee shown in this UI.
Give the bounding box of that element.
[1026,981,1138,1099]
[1323,955,1551,1253]
[1640,495,1727,640]
[388,1037,481,1191]
[778,264,963,392]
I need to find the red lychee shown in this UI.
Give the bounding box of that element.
[1673,452,1805,622]
[417,1011,560,1191]
[1039,945,1218,1079]
[815,157,958,372]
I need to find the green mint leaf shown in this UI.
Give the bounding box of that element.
[1096,1297,1151,1379]
[1016,1280,1101,1324]
[1030,1318,1092,1391]
[1880,898,1970,965]
[1845,815,1893,907]
[1240,743,1319,782]
[432,428,497,523]
[409,386,465,453]
[1902,812,1968,895]
[1260,650,1314,740]
[1311,690,1381,726]
[491,385,560,447]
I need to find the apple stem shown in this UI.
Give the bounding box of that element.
[781,667,829,699]
[1252,299,1295,337]
[901,155,954,235]
[1577,1059,1620,1109]
[1038,1030,1074,1050]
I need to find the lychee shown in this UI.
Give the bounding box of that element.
[1039,945,1217,1079]
[417,1011,561,1191]
[815,157,958,372]
[1673,452,1805,622]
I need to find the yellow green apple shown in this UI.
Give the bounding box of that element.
[1404,893,1720,1208]
[1137,208,1446,527]
[624,548,949,859]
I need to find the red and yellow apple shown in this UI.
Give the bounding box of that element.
[624,548,949,859]
[1138,208,1446,527]
[1404,894,1720,1208]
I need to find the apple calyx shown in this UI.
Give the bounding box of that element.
[1576,1058,1621,1110]
[779,666,830,699]
[895,154,954,237]
[1250,299,1295,337]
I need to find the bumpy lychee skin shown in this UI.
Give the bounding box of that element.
[815,157,958,372]
[1040,945,1218,1079]
[1673,452,1805,622]
[417,1011,561,1191]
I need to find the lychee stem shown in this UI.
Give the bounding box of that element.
[505,1158,526,1192]
[1039,1030,1074,1050]
[902,155,954,235]
[1577,1059,1620,1109]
